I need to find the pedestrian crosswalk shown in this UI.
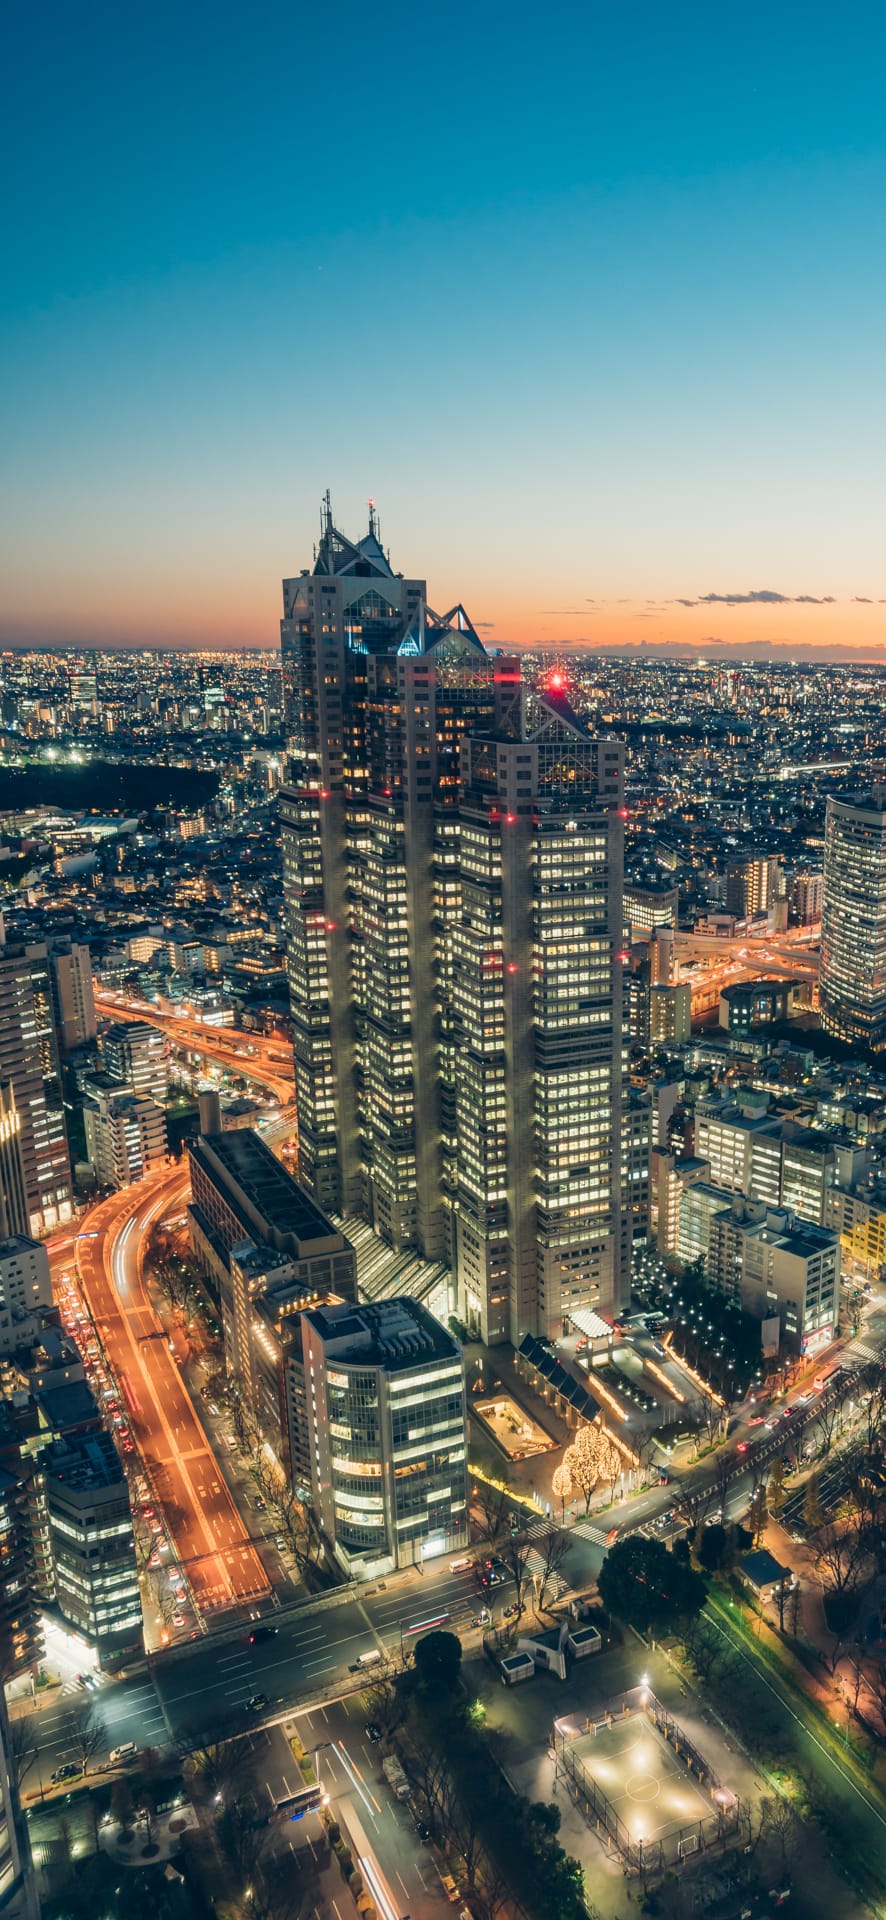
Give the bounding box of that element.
[573,1521,607,1544]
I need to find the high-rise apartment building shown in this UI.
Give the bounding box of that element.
[789,870,823,926]
[83,1086,167,1189]
[298,1296,467,1574]
[101,1019,167,1101]
[48,937,97,1051]
[725,854,781,920]
[280,504,629,1344]
[0,935,72,1234]
[820,794,886,1052]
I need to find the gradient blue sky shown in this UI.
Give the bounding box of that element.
[2,0,885,654]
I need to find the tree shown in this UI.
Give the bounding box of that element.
[136,1787,157,1854]
[562,1426,600,1513]
[413,1629,462,1694]
[767,1456,787,1519]
[697,1388,726,1450]
[563,1423,623,1514]
[747,1480,768,1545]
[534,1527,573,1611]
[680,1615,736,1687]
[474,1476,510,1544]
[803,1472,825,1532]
[7,1714,38,1793]
[181,1726,241,1794]
[815,1521,869,1634]
[67,1700,107,1776]
[672,1481,714,1537]
[110,1777,134,1833]
[551,1459,573,1522]
[598,1536,707,1635]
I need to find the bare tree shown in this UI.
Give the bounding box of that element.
[815,1521,869,1603]
[67,1699,107,1776]
[697,1388,726,1450]
[814,1383,846,1458]
[533,1527,573,1611]
[672,1480,714,1536]
[474,1476,510,1544]
[7,1715,38,1793]
[181,1725,242,1794]
[499,1532,533,1615]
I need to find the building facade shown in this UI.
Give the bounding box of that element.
[707,1200,839,1354]
[280,504,629,1343]
[83,1086,167,1188]
[0,1238,53,1356]
[101,1019,167,1102]
[48,938,97,1053]
[820,794,886,1052]
[0,936,72,1235]
[187,1124,357,1397]
[298,1296,468,1574]
[41,1431,142,1662]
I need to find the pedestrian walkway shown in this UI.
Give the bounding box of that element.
[573,1520,607,1544]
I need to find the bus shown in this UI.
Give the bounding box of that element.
[346,1807,402,1920]
[813,1360,842,1393]
[274,1783,329,1821]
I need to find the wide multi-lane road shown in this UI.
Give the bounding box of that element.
[73,1165,270,1617]
[95,989,296,1106]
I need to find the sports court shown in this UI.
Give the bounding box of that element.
[571,1714,712,1849]
[553,1690,739,1873]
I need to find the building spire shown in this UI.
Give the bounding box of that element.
[368,496,379,542]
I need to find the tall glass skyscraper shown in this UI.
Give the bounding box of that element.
[280,502,629,1343]
[820,793,886,1053]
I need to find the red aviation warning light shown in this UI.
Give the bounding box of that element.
[546,669,567,693]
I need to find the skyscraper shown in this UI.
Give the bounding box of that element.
[820,794,886,1052]
[0,935,72,1234]
[280,502,629,1344]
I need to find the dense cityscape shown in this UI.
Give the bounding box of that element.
[5,2,886,1915]
[0,506,883,1920]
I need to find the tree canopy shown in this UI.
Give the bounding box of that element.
[598,1535,707,1634]
[413,1629,462,1693]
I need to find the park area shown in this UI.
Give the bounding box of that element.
[552,1687,740,1875]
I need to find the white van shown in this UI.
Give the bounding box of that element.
[348,1649,382,1672]
[109,1742,137,1766]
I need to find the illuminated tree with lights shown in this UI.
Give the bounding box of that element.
[552,1459,573,1522]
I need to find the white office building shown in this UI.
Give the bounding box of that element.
[299,1296,468,1576]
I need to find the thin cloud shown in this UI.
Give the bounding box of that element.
[674,588,836,608]
[854,597,873,604]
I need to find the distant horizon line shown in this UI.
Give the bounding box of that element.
[3,637,886,667]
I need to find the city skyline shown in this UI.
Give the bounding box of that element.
[3,3,886,657]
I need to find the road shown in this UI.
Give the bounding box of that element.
[233,1695,456,1920]
[95,989,296,1106]
[73,1165,270,1618]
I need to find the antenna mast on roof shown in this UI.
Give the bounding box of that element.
[368,496,379,542]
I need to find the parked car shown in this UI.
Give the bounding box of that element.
[51,1763,79,1784]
